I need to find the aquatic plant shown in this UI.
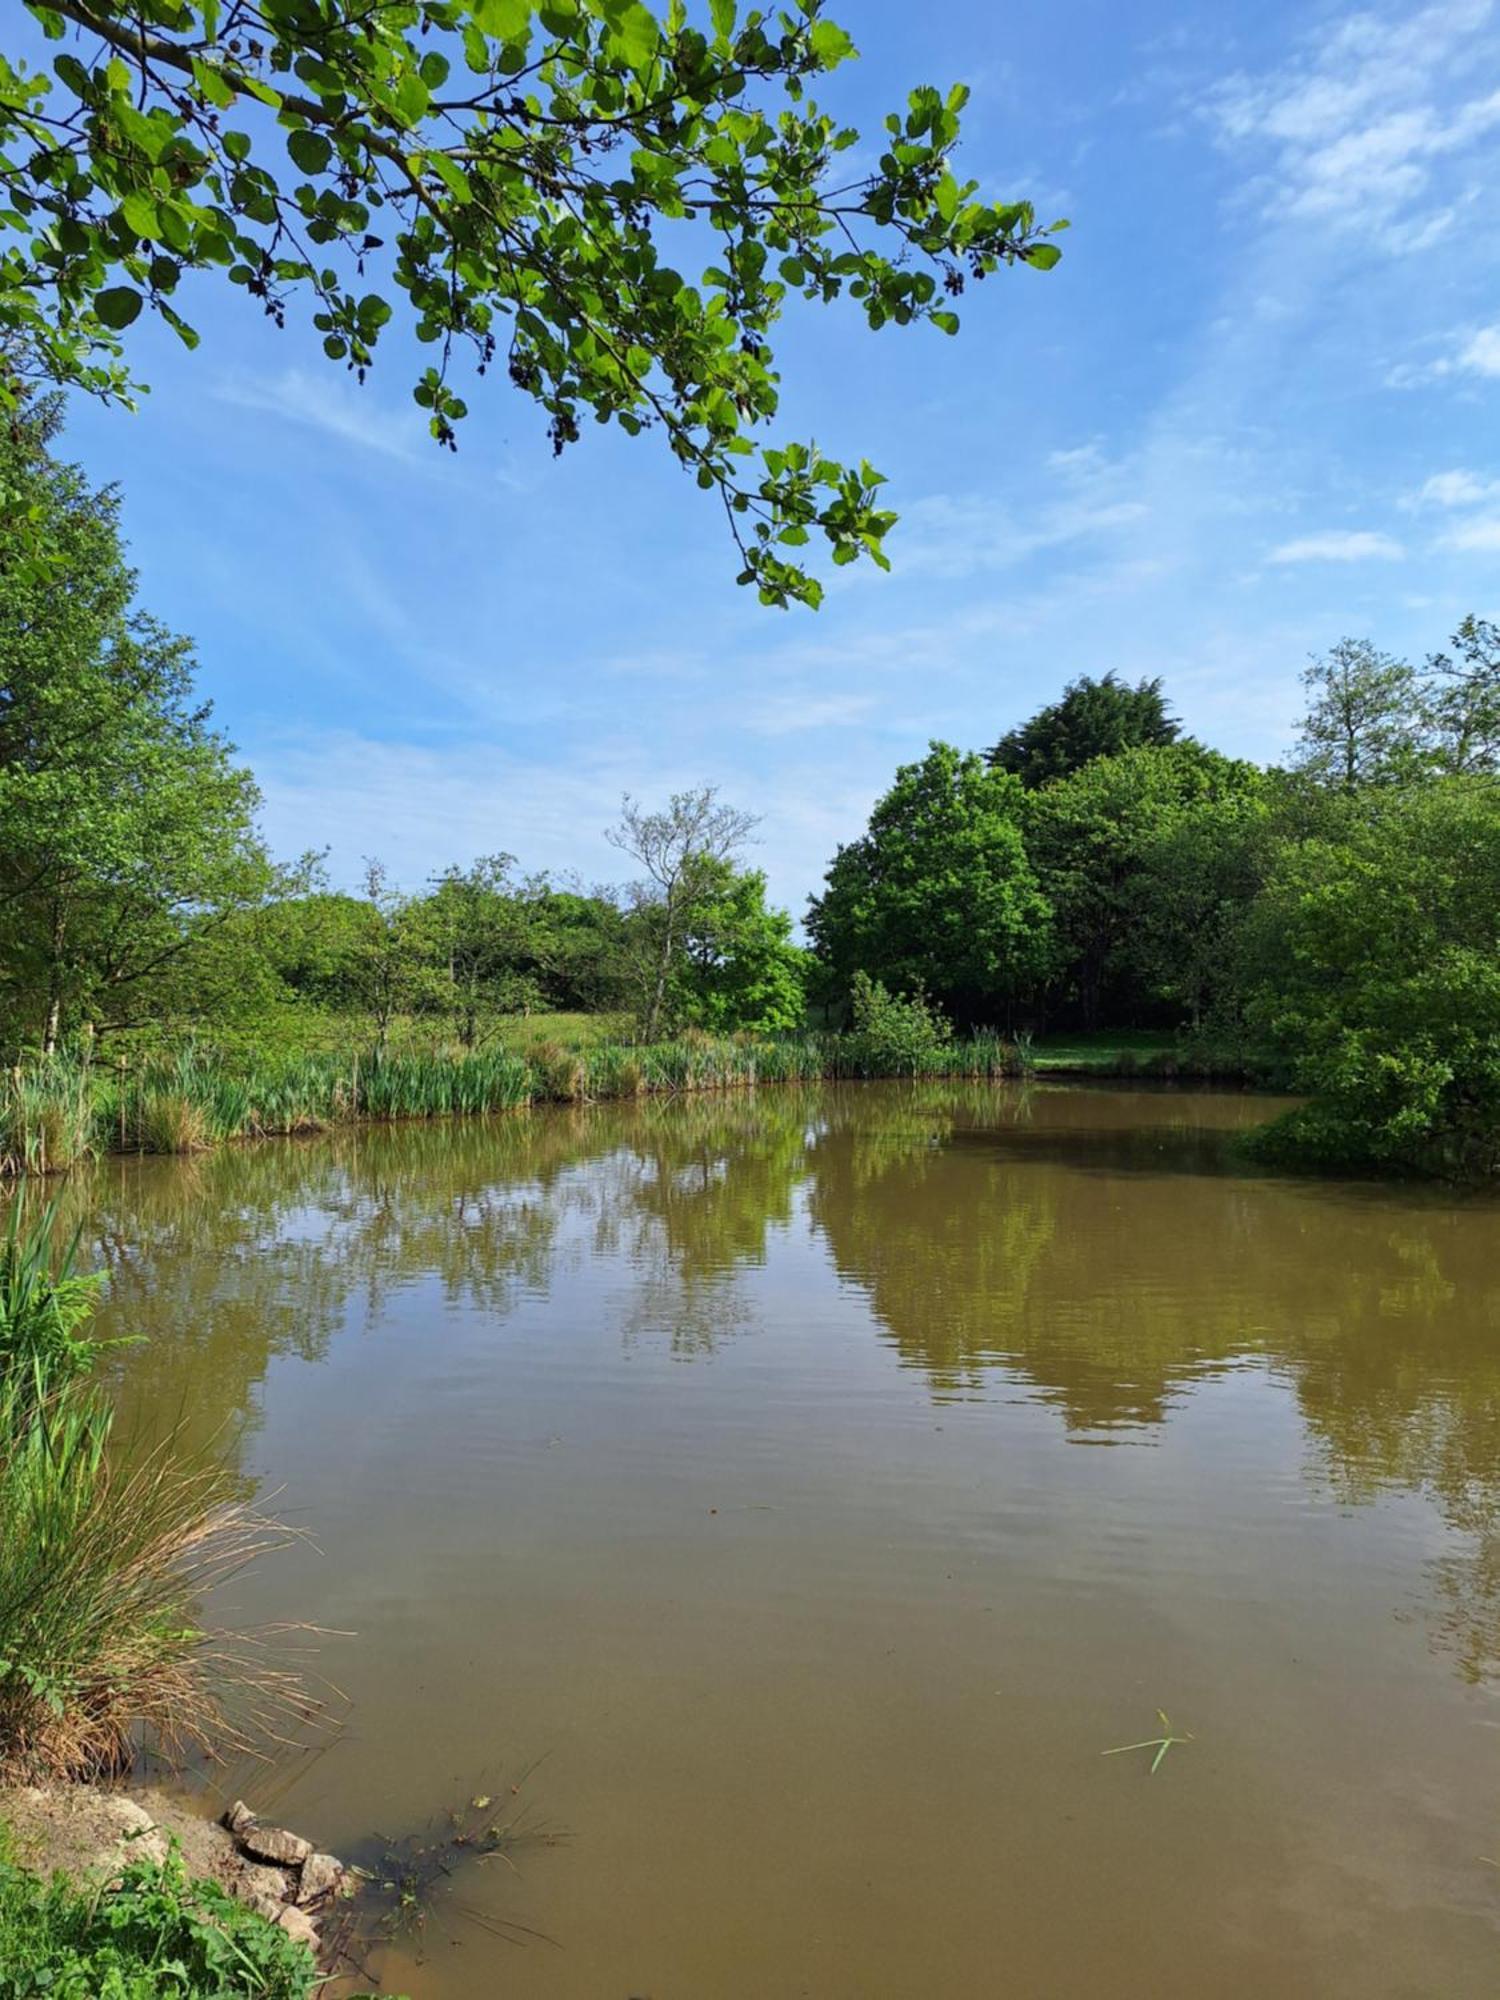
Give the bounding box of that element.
[0,1215,297,1782]
[0,1062,95,1176]
[1102,1709,1194,1775]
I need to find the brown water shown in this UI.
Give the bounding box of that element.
[56,1082,1500,1996]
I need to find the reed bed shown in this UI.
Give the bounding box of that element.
[0,1029,1034,1176]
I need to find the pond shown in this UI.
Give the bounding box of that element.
[63,1082,1500,1995]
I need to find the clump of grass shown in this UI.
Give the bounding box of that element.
[136,1090,212,1156]
[0,1063,96,1176]
[0,1379,292,1780]
[529,1042,586,1103]
[0,1201,110,1407]
[0,1206,299,1783]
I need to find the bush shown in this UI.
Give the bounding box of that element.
[846,972,955,1075]
[0,1836,318,2000]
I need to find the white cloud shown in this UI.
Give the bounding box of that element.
[1201,1,1500,237]
[1267,530,1405,563]
[1410,467,1500,506]
[1439,515,1500,551]
[1456,324,1500,375]
[217,368,428,463]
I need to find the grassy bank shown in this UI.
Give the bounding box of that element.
[1030,1029,1276,1081]
[1,1029,1036,1175]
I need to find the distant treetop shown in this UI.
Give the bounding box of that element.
[987,672,1183,788]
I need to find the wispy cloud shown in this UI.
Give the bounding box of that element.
[1408,467,1500,506]
[1268,530,1405,564]
[215,367,431,464]
[1438,515,1500,551]
[1201,0,1500,237]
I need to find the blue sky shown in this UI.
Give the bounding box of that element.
[41,0,1500,915]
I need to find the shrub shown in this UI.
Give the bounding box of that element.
[847,972,954,1076]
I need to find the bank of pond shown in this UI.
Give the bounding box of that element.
[0,1026,1273,1178]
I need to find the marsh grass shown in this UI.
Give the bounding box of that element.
[0,1064,95,1176]
[0,1205,302,1783]
[0,1027,1040,1178]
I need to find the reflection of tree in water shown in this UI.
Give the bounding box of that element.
[568,1091,816,1357]
[19,1084,1500,1684]
[808,1090,1500,1680]
[810,1083,1265,1427]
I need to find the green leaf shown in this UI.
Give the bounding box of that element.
[473,0,532,37]
[709,0,735,39]
[932,309,959,335]
[808,19,856,66]
[94,287,143,329]
[1027,242,1062,269]
[120,191,158,240]
[287,128,332,175]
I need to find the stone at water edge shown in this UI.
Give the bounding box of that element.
[239,1822,313,1868]
[297,1851,345,1908]
[222,1800,256,1837]
[274,1903,320,1952]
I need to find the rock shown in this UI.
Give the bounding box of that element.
[297,1851,345,1908]
[222,1800,257,1837]
[240,1823,312,1867]
[237,1859,295,1906]
[274,1903,321,1952]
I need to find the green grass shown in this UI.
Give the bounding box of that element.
[0,1208,290,1782]
[0,1023,1045,1176]
[0,1830,322,2000]
[1030,1029,1274,1081]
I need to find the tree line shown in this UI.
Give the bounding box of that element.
[4,400,1498,1175]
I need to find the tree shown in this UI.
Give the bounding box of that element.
[0,398,274,1052]
[1291,639,1423,791]
[428,854,548,1044]
[806,742,1050,1022]
[2,2,1063,606]
[1238,780,1500,1178]
[674,860,805,1031]
[1026,743,1259,1030]
[988,672,1182,788]
[1425,616,1500,777]
[346,860,434,1053]
[608,786,758,1037]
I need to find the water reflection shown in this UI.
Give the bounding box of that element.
[31,1081,1500,1692]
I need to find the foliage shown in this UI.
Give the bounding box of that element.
[1025,743,1262,1029]
[1424,615,1500,777]
[1240,780,1500,1178]
[0,401,279,1055]
[609,786,759,1036]
[845,969,952,1075]
[807,742,1051,1021]
[988,671,1183,787]
[1291,638,1425,791]
[672,861,807,1032]
[2,0,1062,604]
[0,1835,319,2000]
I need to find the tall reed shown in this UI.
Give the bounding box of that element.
[0,1205,296,1781]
